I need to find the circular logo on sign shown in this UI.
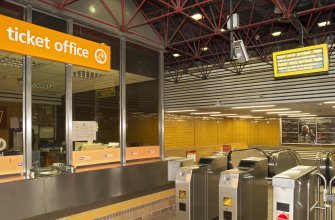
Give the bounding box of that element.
[95,49,107,64]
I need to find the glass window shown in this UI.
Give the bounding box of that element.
[126,41,159,160]
[72,25,120,166]
[31,58,66,167]
[0,1,24,182]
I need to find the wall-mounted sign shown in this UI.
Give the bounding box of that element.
[0,15,111,71]
[273,44,329,78]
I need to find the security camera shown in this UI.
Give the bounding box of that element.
[232,40,249,63]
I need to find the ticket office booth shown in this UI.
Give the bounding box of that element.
[0,1,161,179]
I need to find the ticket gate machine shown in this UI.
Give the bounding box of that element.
[272,165,317,220]
[165,156,194,181]
[219,157,268,220]
[176,155,228,220]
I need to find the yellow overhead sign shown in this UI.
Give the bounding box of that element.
[0,15,111,71]
[273,44,329,78]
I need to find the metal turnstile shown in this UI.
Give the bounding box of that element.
[228,148,267,169]
[165,156,194,181]
[268,149,302,177]
[219,157,268,220]
[272,165,317,220]
[176,155,228,220]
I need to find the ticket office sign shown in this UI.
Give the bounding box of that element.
[0,15,111,71]
[273,44,329,78]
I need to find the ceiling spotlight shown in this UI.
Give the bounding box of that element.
[173,53,181,57]
[89,5,96,14]
[191,13,203,21]
[317,21,331,27]
[271,31,282,37]
[220,28,226,32]
[201,47,209,51]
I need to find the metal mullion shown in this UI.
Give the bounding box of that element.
[23,5,32,178]
[120,35,127,165]
[65,19,74,166]
[159,50,164,160]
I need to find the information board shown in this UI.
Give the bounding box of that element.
[273,44,329,78]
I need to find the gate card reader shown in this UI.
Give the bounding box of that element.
[176,155,228,220]
[219,157,268,220]
[272,165,317,220]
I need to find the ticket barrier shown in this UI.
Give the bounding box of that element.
[175,155,228,220]
[164,156,194,181]
[272,165,317,220]
[219,157,268,220]
[268,149,302,177]
[227,148,268,169]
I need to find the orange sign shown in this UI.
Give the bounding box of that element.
[0,15,111,71]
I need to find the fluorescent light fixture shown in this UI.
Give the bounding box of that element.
[318,21,331,27]
[251,108,290,112]
[201,47,209,51]
[323,101,335,104]
[278,113,310,116]
[89,5,96,14]
[266,111,301,114]
[271,31,281,37]
[231,105,276,109]
[173,53,181,57]
[210,114,237,116]
[192,112,221,115]
[287,115,317,118]
[226,115,251,118]
[220,28,225,32]
[191,13,203,21]
[239,116,264,119]
[166,109,197,113]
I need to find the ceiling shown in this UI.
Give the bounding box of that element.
[0,50,154,97]
[166,101,335,118]
[32,0,335,71]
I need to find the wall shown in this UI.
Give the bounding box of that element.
[0,101,22,144]
[164,115,280,158]
[164,54,335,109]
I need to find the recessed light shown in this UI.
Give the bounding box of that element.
[201,47,209,51]
[266,111,301,114]
[231,105,276,109]
[89,5,96,14]
[191,13,203,21]
[271,31,281,37]
[323,101,335,104]
[318,21,331,27]
[251,108,290,112]
[166,109,197,113]
[173,53,181,57]
[220,28,225,32]
[192,112,221,115]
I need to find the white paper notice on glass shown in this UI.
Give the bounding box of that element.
[72,121,97,142]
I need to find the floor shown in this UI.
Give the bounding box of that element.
[151,184,335,220]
